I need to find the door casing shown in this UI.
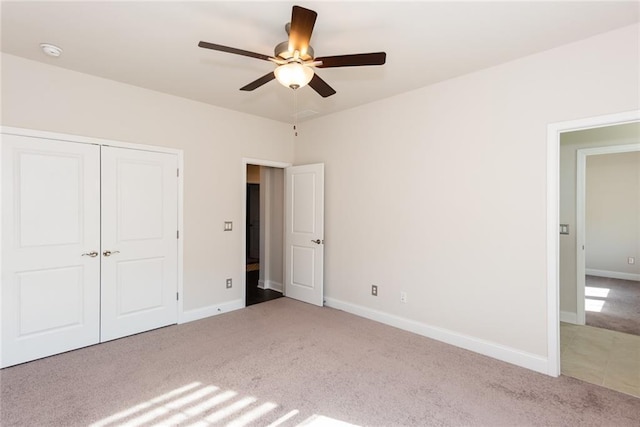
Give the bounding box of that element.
[546,110,640,377]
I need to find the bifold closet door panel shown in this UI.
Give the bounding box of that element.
[1,135,101,368]
[100,146,178,342]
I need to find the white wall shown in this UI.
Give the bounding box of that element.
[295,24,639,361]
[586,151,640,277]
[258,167,284,291]
[559,123,639,314]
[0,53,293,314]
[267,168,284,288]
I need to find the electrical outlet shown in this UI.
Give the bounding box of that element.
[371,285,378,296]
[224,221,233,231]
[629,257,636,265]
[226,278,232,288]
[400,292,407,303]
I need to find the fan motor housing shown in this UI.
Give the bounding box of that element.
[274,41,314,61]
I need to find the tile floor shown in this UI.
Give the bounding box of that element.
[561,322,640,398]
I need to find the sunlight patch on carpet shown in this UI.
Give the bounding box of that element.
[585,298,605,312]
[585,286,610,298]
[89,382,358,427]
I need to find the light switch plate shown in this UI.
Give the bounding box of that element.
[559,224,569,235]
[224,221,233,231]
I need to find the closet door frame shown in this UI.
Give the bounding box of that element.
[0,126,185,334]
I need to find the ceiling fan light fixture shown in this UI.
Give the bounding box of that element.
[274,62,314,89]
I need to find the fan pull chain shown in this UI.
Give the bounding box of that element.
[293,88,298,137]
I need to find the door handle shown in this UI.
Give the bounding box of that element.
[103,250,120,257]
[82,251,99,258]
[311,239,323,244]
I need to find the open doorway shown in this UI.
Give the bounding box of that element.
[245,164,285,306]
[557,120,640,397]
[559,124,640,331]
[579,148,640,335]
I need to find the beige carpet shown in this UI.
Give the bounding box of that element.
[585,275,640,336]
[1,298,638,426]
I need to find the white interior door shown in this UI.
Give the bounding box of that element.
[100,147,178,342]
[1,135,101,368]
[284,163,324,306]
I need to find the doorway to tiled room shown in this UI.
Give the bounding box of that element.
[558,122,640,398]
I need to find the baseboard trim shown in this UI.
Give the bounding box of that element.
[258,280,283,292]
[560,311,578,324]
[265,280,283,292]
[180,299,244,324]
[324,297,549,375]
[586,269,640,282]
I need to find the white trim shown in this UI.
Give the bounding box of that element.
[257,280,283,292]
[560,311,578,324]
[0,126,181,155]
[0,131,4,368]
[263,280,283,292]
[546,122,561,376]
[546,110,640,378]
[576,143,640,325]
[243,158,292,169]
[177,151,185,324]
[1,126,186,325]
[241,158,291,306]
[585,269,640,282]
[180,299,244,323]
[324,297,549,375]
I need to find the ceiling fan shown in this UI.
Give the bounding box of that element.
[198,5,386,98]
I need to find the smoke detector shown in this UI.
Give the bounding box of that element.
[40,43,63,57]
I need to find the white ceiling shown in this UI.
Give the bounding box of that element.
[2,1,638,123]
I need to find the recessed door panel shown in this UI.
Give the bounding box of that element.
[117,258,164,316]
[18,152,82,247]
[18,267,84,336]
[292,173,316,234]
[291,246,314,289]
[101,146,178,342]
[1,135,101,368]
[118,161,164,241]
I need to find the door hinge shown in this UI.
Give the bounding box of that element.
[177,168,180,177]
[176,292,179,301]
[177,230,179,239]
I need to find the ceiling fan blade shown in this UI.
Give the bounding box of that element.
[240,72,276,91]
[288,6,317,56]
[308,73,336,98]
[198,41,271,61]
[316,52,387,68]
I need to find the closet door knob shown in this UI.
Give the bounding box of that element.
[82,251,99,258]
[103,250,120,257]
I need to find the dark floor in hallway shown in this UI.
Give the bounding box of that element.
[246,269,283,306]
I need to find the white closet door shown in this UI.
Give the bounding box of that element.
[100,147,178,342]
[1,135,101,368]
